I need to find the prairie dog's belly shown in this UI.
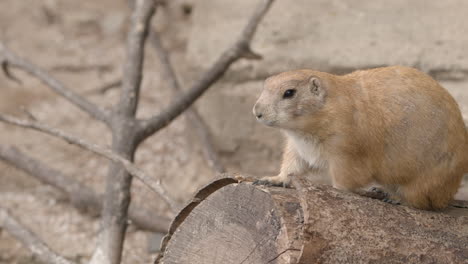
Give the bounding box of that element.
[286,132,328,170]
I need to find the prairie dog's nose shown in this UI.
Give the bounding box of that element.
[253,103,263,119]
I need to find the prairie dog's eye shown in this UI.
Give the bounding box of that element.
[283,89,296,99]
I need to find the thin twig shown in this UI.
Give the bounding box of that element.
[149,30,225,173]
[0,208,76,264]
[187,110,225,172]
[0,145,172,232]
[116,0,155,116]
[19,106,38,121]
[136,0,275,142]
[50,63,113,73]
[267,248,301,263]
[0,113,178,211]
[86,79,122,95]
[148,31,180,96]
[0,43,111,124]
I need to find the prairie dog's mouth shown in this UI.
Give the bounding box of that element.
[256,117,276,127]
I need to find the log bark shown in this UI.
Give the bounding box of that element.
[155,176,468,264]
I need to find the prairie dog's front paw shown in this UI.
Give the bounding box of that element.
[253,175,291,188]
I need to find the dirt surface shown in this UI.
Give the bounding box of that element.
[0,0,205,263]
[0,1,467,263]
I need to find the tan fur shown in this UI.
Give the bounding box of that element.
[253,66,468,210]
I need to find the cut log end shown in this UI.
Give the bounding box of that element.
[158,180,303,264]
[156,176,468,264]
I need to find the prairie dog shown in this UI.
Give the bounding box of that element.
[252,66,467,210]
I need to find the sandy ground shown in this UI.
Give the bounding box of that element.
[0,1,467,263]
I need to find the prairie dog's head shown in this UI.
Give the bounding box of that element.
[253,70,328,129]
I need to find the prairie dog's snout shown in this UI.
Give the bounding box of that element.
[253,95,277,126]
[252,103,263,119]
[252,101,271,126]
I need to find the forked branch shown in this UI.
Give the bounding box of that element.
[0,43,111,124]
[149,30,225,173]
[0,113,178,212]
[136,0,275,141]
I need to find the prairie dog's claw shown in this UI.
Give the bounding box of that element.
[369,187,385,194]
[253,179,292,188]
[382,198,401,205]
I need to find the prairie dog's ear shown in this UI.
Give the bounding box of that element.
[309,76,322,96]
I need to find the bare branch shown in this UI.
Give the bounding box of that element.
[127,206,171,232]
[149,30,225,173]
[86,79,122,95]
[148,31,180,95]
[0,113,179,212]
[1,56,22,84]
[0,145,100,213]
[50,63,113,73]
[0,208,76,264]
[0,145,172,232]
[116,0,155,117]
[91,1,158,263]
[19,106,38,121]
[186,110,225,172]
[136,0,275,141]
[0,43,111,124]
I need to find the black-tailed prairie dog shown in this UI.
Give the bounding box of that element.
[252,66,467,210]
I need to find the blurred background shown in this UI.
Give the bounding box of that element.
[1,0,467,263]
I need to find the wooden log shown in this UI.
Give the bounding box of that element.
[155,176,468,264]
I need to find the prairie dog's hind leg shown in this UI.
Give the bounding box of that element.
[330,158,374,196]
[365,185,402,205]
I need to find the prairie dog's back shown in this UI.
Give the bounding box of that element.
[344,66,468,182]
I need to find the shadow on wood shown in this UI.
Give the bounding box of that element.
[155,175,468,264]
